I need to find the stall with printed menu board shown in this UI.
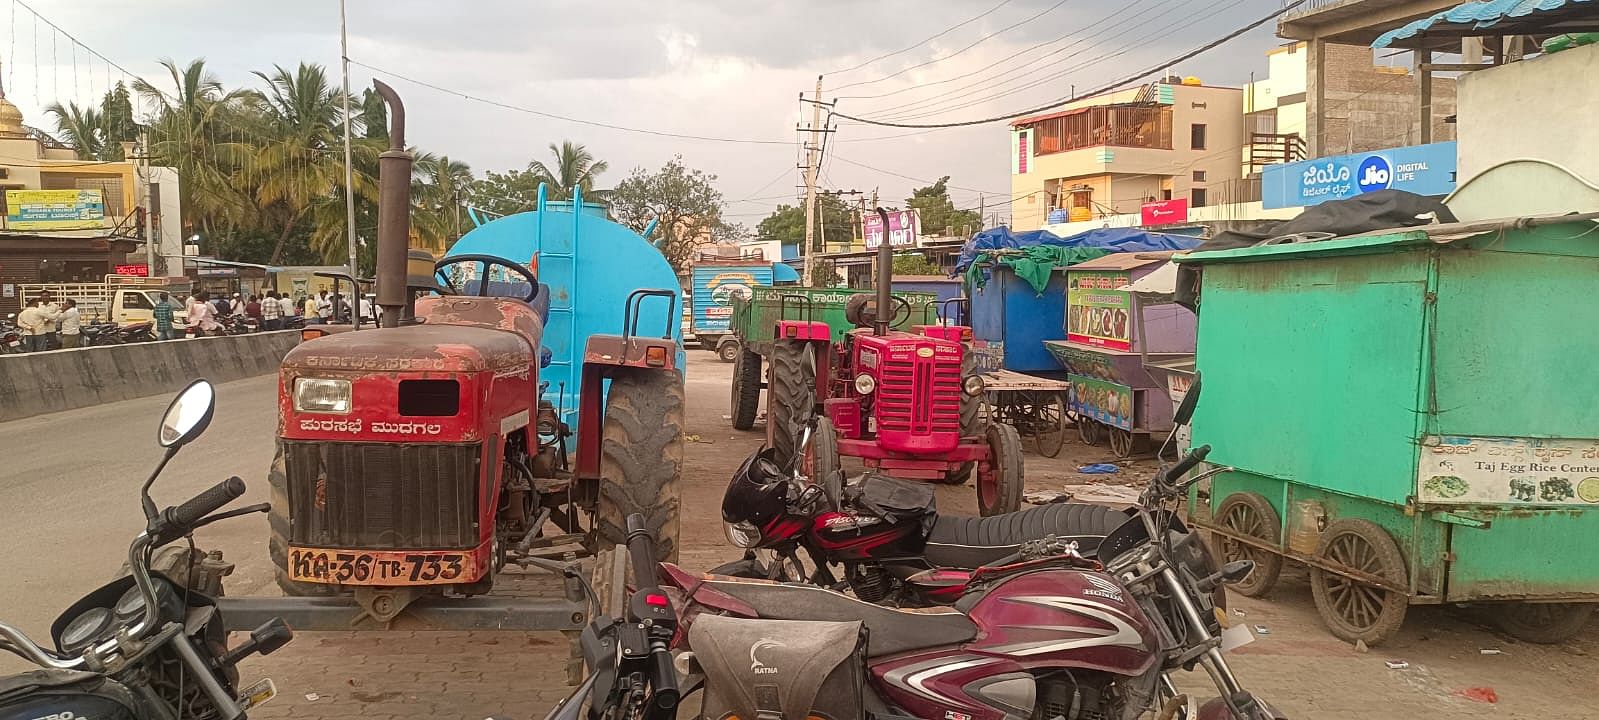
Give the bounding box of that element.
[1044,252,1195,458]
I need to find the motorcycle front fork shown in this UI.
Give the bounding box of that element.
[1158,567,1266,720]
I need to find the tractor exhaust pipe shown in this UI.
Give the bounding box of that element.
[873,207,892,336]
[373,79,412,328]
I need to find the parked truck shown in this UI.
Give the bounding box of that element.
[689,254,799,362]
[18,276,190,326]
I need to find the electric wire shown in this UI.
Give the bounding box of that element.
[834,0,1308,129]
[826,0,1015,76]
[829,0,1075,92]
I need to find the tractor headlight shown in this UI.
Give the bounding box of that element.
[724,521,761,549]
[854,373,877,394]
[962,374,985,397]
[293,377,352,414]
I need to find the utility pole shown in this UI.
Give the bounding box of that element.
[340,0,359,327]
[801,75,823,285]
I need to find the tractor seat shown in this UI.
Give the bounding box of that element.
[923,502,1130,569]
[698,576,976,658]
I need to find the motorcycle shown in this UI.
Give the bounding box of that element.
[119,322,157,344]
[716,436,1127,606]
[556,377,1286,720]
[82,322,126,347]
[0,380,293,720]
[1,316,20,354]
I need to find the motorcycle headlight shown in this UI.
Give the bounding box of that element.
[854,373,877,394]
[724,521,761,549]
[962,374,985,396]
[294,377,352,414]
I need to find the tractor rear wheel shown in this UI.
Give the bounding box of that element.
[941,351,982,484]
[768,340,816,468]
[730,347,762,431]
[977,423,1025,516]
[267,442,336,597]
[593,371,684,562]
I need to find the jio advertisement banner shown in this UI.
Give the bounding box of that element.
[863,209,921,249]
[1261,141,1456,210]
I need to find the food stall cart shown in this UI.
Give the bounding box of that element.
[1175,166,1599,645]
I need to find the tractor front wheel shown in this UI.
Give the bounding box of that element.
[941,351,982,484]
[768,340,816,468]
[267,443,337,597]
[977,423,1025,516]
[592,371,685,562]
[730,348,762,431]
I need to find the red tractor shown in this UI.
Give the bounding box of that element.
[260,83,683,627]
[767,209,1024,516]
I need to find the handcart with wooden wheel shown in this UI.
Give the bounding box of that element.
[978,369,1069,458]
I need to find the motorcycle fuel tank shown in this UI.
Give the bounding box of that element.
[809,511,925,561]
[965,568,1159,676]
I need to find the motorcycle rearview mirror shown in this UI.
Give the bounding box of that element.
[142,379,218,521]
[1172,372,1201,427]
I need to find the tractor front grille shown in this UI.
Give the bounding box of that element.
[283,441,482,549]
[876,354,962,435]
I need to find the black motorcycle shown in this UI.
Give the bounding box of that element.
[82,322,125,347]
[0,380,292,720]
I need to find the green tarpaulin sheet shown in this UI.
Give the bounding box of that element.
[966,245,1111,293]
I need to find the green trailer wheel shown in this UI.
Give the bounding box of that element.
[730,348,761,431]
[1213,493,1284,598]
[1493,603,1595,644]
[1310,518,1409,646]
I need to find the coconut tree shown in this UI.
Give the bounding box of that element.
[413,152,474,249]
[528,140,608,201]
[134,58,253,233]
[44,102,105,160]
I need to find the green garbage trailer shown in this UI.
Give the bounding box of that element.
[1176,212,1599,647]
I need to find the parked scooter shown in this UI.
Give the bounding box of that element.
[0,315,21,354]
[716,435,1126,605]
[556,378,1285,720]
[0,380,292,720]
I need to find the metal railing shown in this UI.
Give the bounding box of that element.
[1246,132,1307,173]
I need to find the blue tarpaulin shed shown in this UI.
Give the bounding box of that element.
[1373,0,1594,48]
[955,226,1202,275]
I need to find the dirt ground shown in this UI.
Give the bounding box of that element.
[243,351,1596,720]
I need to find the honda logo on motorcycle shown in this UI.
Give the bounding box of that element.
[1083,573,1125,603]
[750,638,783,675]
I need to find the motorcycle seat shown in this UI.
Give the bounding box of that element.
[697,575,977,657]
[923,502,1128,569]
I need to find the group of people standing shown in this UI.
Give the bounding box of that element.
[180,288,373,337]
[13,292,82,351]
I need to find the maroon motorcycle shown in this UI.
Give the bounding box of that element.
[553,380,1285,720]
[714,441,1127,606]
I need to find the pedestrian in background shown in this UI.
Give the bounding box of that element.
[58,299,82,349]
[153,292,177,340]
[262,291,282,331]
[188,291,222,337]
[229,292,245,319]
[38,292,61,349]
[303,294,320,323]
[316,291,333,323]
[16,299,50,352]
[245,295,263,330]
[211,293,230,320]
[278,292,297,322]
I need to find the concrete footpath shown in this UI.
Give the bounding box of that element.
[0,330,297,421]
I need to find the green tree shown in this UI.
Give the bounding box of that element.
[44,102,105,160]
[99,82,140,159]
[135,58,253,238]
[528,140,608,201]
[907,176,981,237]
[755,195,855,251]
[609,156,740,271]
[413,152,474,248]
[891,253,941,276]
[467,168,543,217]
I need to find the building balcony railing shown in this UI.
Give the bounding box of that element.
[1246,132,1307,173]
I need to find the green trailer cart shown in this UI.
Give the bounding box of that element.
[727,285,938,435]
[1175,207,1599,646]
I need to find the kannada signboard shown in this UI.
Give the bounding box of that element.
[1262,141,1456,210]
[1418,435,1599,506]
[114,264,150,277]
[863,209,921,249]
[1067,375,1134,431]
[1140,198,1189,226]
[1066,271,1131,352]
[4,189,108,231]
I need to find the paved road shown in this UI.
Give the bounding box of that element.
[2,353,1595,719]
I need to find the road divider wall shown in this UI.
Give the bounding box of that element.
[0,330,298,422]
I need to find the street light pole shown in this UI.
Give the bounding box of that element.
[340,0,359,328]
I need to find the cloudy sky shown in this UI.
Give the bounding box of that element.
[3,0,1298,225]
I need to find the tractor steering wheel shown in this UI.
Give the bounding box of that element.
[434,254,540,303]
[884,296,914,327]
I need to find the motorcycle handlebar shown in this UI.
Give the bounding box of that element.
[624,513,659,592]
[158,477,246,542]
[1158,445,1210,489]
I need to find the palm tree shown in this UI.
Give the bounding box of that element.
[528,141,608,201]
[134,58,253,234]
[413,152,474,250]
[44,102,105,160]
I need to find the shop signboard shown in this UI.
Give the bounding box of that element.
[114,264,150,277]
[1067,375,1134,431]
[1140,198,1189,226]
[4,189,107,230]
[1418,435,1599,506]
[1262,141,1456,209]
[863,209,921,249]
[1066,271,1131,351]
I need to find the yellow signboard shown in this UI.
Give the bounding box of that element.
[4,189,108,231]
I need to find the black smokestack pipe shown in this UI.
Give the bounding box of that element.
[873,207,892,337]
[373,79,412,328]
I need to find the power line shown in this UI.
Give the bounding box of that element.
[829,155,1005,196]
[834,0,1307,130]
[351,59,795,146]
[877,0,1243,122]
[830,0,1074,92]
[826,0,1015,76]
